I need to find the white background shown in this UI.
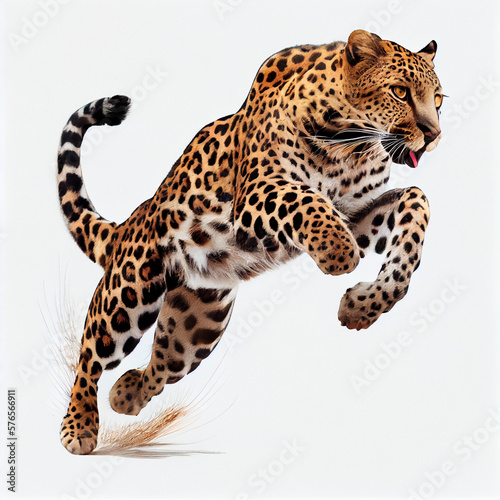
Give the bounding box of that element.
[1,1,500,499]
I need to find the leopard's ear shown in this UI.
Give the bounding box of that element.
[345,30,386,67]
[417,40,437,68]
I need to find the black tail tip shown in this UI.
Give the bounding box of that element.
[101,95,131,126]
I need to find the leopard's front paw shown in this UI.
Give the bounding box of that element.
[338,281,392,330]
[313,244,361,276]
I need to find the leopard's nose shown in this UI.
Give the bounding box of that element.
[417,123,441,144]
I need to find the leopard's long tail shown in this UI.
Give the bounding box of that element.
[57,95,131,268]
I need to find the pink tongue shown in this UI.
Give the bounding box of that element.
[410,151,418,168]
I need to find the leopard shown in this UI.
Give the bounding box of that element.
[57,30,443,455]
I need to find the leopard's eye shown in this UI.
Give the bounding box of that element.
[391,85,408,101]
[434,93,443,110]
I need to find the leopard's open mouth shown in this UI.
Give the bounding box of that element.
[382,139,426,169]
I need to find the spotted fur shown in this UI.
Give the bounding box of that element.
[58,30,442,454]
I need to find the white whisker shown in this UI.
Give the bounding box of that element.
[296,115,413,164]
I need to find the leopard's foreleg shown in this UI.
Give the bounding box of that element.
[338,187,430,330]
[237,182,361,276]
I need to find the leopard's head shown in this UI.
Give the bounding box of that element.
[341,30,443,168]
[286,30,443,168]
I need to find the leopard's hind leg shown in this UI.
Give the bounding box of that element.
[60,253,167,454]
[338,187,430,330]
[110,279,237,415]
